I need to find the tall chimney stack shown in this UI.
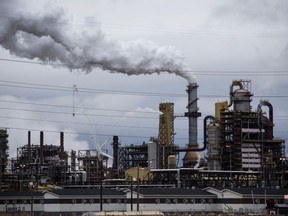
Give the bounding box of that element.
[112,136,119,170]
[183,83,202,167]
[28,131,31,164]
[60,132,64,160]
[40,131,44,164]
[185,83,201,145]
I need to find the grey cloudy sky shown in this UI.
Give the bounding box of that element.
[0,0,287,159]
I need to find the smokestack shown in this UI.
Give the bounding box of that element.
[28,131,31,164]
[40,131,44,164]
[183,82,202,167]
[60,131,64,160]
[185,83,201,145]
[112,136,119,170]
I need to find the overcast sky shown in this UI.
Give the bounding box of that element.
[0,0,287,160]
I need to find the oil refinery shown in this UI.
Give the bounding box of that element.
[0,79,287,215]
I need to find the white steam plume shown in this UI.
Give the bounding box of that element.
[0,1,194,83]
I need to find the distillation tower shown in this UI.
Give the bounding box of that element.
[205,79,285,186]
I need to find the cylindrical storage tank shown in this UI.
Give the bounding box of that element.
[168,155,176,169]
[148,139,157,169]
[207,123,221,170]
[80,170,87,183]
[233,89,252,112]
[71,150,76,171]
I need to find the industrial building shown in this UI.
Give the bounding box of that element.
[1,187,288,215]
[0,79,287,214]
[206,80,285,187]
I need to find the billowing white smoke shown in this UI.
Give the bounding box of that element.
[0,1,194,83]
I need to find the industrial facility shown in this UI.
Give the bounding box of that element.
[0,79,287,215]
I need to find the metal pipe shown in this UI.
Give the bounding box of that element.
[228,80,243,107]
[257,100,274,140]
[174,115,215,152]
[257,100,273,123]
[203,115,215,150]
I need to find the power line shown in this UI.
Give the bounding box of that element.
[1,57,288,77]
[0,79,184,97]
[0,107,159,120]
[0,79,288,98]
[0,13,287,38]
[0,99,163,114]
[193,71,288,76]
[102,23,288,38]
[2,125,286,143]
[1,81,288,98]
[2,125,190,141]
[0,115,162,130]
[1,115,287,134]
[2,126,154,140]
[1,104,287,120]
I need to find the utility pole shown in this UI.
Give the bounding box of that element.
[130,176,133,211]
[30,181,34,216]
[100,159,103,211]
[137,165,139,211]
[0,152,2,192]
